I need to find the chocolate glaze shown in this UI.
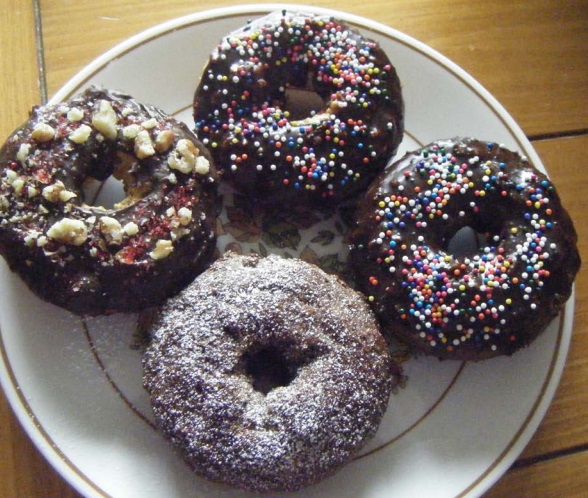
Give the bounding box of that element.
[143,252,396,493]
[0,87,220,315]
[193,10,404,206]
[348,138,580,360]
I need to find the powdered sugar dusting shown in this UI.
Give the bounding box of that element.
[143,252,395,492]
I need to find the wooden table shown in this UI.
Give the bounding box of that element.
[1,0,586,496]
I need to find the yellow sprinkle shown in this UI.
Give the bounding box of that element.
[378,201,386,208]
[368,295,375,302]
[506,298,513,305]
[459,284,466,291]
[510,227,518,234]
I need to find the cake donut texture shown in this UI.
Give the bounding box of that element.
[143,252,395,493]
[348,138,580,360]
[193,10,404,205]
[0,87,219,315]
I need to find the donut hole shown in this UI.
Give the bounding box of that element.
[446,226,487,258]
[82,153,151,209]
[83,176,126,209]
[283,86,326,121]
[445,213,505,259]
[243,346,299,395]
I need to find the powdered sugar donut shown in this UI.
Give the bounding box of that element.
[143,252,396,492]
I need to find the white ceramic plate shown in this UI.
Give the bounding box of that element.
[0,4,574,498]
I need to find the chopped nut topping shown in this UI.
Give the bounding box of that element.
[168,139,198,174]
[27,186,39,198]
[42,181,77,203]
[123,124,141,139]
[194,156,211,175]
[98,216,123,244]
[177,206,192,226]
[150,239,173,260]
[134,130,156,159]
[154,130,174,152]
[123,221,139,236]
[141,118,158,129]
[91,100,118,140]
[67,107,84,122]
[47,218,88,246]
[4,170,17,183]
[24,231,40,247]
[59,190,77,202]
[31,123,56,142]
[16,143,31,164]
[68,124,93,144]
[12,178,25,195]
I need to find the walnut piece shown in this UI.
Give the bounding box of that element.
[68,124,93,144]
[134,130,156,159]
[47,218,88,246]
[31,123,56,142]
[91,100,118,140]
[149,239,173,260]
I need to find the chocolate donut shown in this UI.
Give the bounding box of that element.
[0,87,219,315]
[143,252,395,493]
[193,10,404,205]
[348,138,580,360]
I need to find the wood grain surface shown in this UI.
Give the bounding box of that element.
[1,1,587,496]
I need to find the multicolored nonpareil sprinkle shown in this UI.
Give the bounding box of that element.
[348,138,580,360]
[193,10,404,205]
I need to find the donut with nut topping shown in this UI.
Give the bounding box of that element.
[0,87,219,316]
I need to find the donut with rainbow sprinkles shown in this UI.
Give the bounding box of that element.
[348,137,580,361]
[193,9,404,206]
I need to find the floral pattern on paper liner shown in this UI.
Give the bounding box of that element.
[216,188,350,279]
